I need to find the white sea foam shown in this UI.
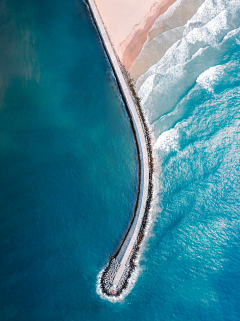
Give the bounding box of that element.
[196,65,224,92]
[136,0,240,133]
[97,0,240,302]
[137,8,230,91]
[196,50,240,92]
[130,0,205,81]
[148,0,205,42]
[154,127,180,152]
[96,146,161,302]
[133,3,240,289]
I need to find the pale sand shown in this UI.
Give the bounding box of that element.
[94,0,176,69]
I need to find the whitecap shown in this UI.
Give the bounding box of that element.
[196,65,225,92]
[154,127,180,152]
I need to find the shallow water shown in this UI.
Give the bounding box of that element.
[137,0,240,319]
[0,0,240,320]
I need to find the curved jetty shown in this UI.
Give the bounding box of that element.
[86,0,153,297]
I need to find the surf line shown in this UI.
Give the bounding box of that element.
[85,0,154,297]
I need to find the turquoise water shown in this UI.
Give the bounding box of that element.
[0,0,240,320]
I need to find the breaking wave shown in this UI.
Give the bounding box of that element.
[98,0,240,304]
[137,0,240,140]
[129,0,205,80]
[128,0,240,312]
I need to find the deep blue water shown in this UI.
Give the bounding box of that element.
[0,0,240,320]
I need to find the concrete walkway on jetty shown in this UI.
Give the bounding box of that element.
[86,0,150,294]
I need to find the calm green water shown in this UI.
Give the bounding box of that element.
[0,0,240,320]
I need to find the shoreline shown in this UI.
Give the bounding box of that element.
[119,0,176,71]
[85,0,154,297]
[93,0,176,74]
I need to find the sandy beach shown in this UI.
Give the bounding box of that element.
[94,0,176,71]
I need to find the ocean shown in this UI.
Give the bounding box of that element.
[0,0,240,320]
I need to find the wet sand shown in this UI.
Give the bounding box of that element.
[94,0,176,70]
